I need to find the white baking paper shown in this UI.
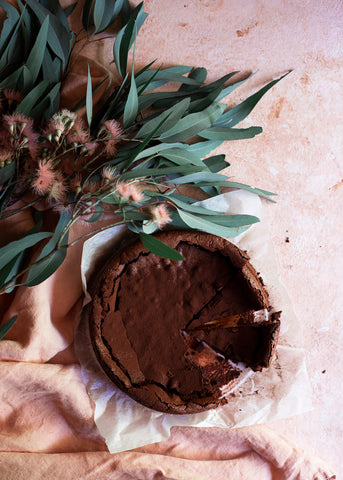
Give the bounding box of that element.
[75,190,313,453]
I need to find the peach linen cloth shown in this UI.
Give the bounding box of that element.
[0,208,336,480]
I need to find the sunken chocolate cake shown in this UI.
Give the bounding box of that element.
[88,230,280,414]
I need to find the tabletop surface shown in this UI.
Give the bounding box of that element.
[131,0,343,474]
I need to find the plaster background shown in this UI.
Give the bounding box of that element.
[130,0,343,474]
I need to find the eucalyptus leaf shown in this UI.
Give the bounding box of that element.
[26,15,49,83]
[214,76,250,102]
[203,154,228,173]
[15,79,50,115]
[186,140,223,157]
[166,171,228,185]
[134,142,187,161]
[86,65,93,128]
[214,72,291,127]
[0,162,15,185]
[113,2,147,77]
[119,210,150,221]
[84,202,104,223]
[159,148,205,168]
[136,65,193,84]
[176,209,251,237]
[0,315,17,340]
[25,0,67,66]
[24,210,71,286]
[0,251,25,292]
[120,164,200,180]
[42,81,61,119]
[140,232,184,261]
[135,97,190,139]
[199,126,263,141]
[123,59,138,128]
[144,191,222,215]
[159,104,226,143]
[0,232,52,270]
[187,180,276,200]
[179,67,207,92]
[0,252,22,288]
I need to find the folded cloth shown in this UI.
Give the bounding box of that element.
[0,425,335,479]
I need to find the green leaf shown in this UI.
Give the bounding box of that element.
[124,114,174,169]
[188,86,223,113]
[26,0,67,65]
[186,140,223,157]
[188,180,276,200]
[118,209,150,221]
[135,97,191,139]
[0,1,21,66]
[0,66,22,89]
[159,147,205,168]
[136,67,201,87]
[195,213,259,227]
[84,0,125,33]
[113,2,147,77]
[140,233,184,261]
[159,104,226,143]
[123,58,138,128]
[166,172,228,185]
[84,202,104,223]
[82,0,94,29]
[15,79,50,116]
[120,164,200,180]
[134,142,187,161]
[20,65,33,92]
[176,210,252,237]
[0,315,17,340]
[214,72,291,127]
[0,232,52,270]
[199,126,263,141]
[214,76,250,102]
[144,191,222,215]
[0,162,15,185]
[86,65,93,128]
[24,210,71,287]
[93,0,107,33]
[179,67,207,92]
[41,81,61,119]
[26,15,49,83]
[0,251,25,292]
[203,154,228,173]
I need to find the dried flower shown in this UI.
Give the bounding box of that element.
[102,120,122,157]
[103,120,122,138]
[102,166,117,182]
[31,160,56,195]
[2,113,39,158]
[66,118,89,145]
[151,204,172,228]
[49,173,67,202]
[3,89,22,104]
[116,181,144,203]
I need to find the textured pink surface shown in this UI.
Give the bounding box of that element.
[132,0,343,474]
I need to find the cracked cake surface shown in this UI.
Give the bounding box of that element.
[88,230,280,414]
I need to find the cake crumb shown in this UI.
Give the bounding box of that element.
[285,237,290,243]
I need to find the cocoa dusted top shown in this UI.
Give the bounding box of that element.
[89,231,280,414]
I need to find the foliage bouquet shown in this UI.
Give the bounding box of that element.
[0,0,287,336]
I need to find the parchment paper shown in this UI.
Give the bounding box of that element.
[75,190,313,453]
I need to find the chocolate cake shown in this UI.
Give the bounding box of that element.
[88,230,280,414]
